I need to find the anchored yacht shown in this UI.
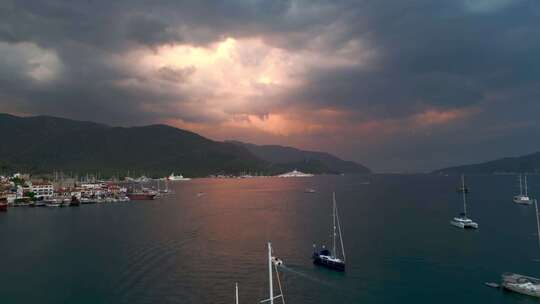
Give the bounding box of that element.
[450,175,478,229]
[313,192,346,271]
[278,169,314,177]
[167,173,191,181]
[514,174,533,205]
[502,273,540,298]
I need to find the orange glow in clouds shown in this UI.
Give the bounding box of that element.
[121,37,477,140]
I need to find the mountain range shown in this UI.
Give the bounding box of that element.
[434,151,540,174]
[228,141,371,174]
[0,113,370,177]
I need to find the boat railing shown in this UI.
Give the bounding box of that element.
[504,273,540,284]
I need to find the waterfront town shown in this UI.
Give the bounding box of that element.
[0,172,169,211]
[0,170,313,211]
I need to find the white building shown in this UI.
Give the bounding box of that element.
[6,193,16,204]
[30,183,54,199]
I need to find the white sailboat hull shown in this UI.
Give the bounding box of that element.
[513,195,533,205]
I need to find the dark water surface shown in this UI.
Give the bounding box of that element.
[1,175,540,303]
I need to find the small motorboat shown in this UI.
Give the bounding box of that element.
[69,196,80,206]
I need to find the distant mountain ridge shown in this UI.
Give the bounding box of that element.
[433,151,540,174]
[0,113,265,177]
[0,113,371,176]
[228,141,371,174]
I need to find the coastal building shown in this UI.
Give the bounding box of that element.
[5,193,16,204]
[30,183,54,199]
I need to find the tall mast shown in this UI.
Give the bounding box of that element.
[535,200,540,249]
[525,175,529,196]
[335,198,346,262]
[519,174,523,195]
[333,192,337,258]
[462,175,467,217]
[268,242,274,304]
[235,282,239,304]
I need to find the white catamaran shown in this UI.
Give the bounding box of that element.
[312,192,346,271]
[260,242,285,304]
[514,174,533,205]
[450,175,478,229]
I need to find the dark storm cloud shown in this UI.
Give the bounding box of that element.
[281,0,540,119]
[0,0,540,171]
[0,0,312,125]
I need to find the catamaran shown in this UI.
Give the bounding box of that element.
[313,192,346,271]
[259,242,285,304]
[514,174,533,205]
[450,175,478,229]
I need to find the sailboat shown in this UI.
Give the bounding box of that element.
[450,175,478,229]
[312,192,346,272]
[514,174,533,205]
[494,200,540,298]
[259,242,285,304]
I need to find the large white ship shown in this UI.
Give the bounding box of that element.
[277,169,314,178]
[167,173,191,181]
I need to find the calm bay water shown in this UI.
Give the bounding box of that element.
[1,175,540,303]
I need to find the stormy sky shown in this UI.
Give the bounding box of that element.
[1,0,540,172]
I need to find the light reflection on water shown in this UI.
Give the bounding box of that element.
[1,175,539,303]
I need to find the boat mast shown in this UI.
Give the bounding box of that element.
[519,174,523,196]
[268,242,274,304]
[333,192,337,258]
[462,175,468,217]
[535,200,540,249]
[235,282,239,304]
[335,199,346,262]
[525,175,529,197]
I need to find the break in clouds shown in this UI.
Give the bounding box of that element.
[1,0,540,171]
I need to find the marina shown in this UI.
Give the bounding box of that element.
[1,1,537,303]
